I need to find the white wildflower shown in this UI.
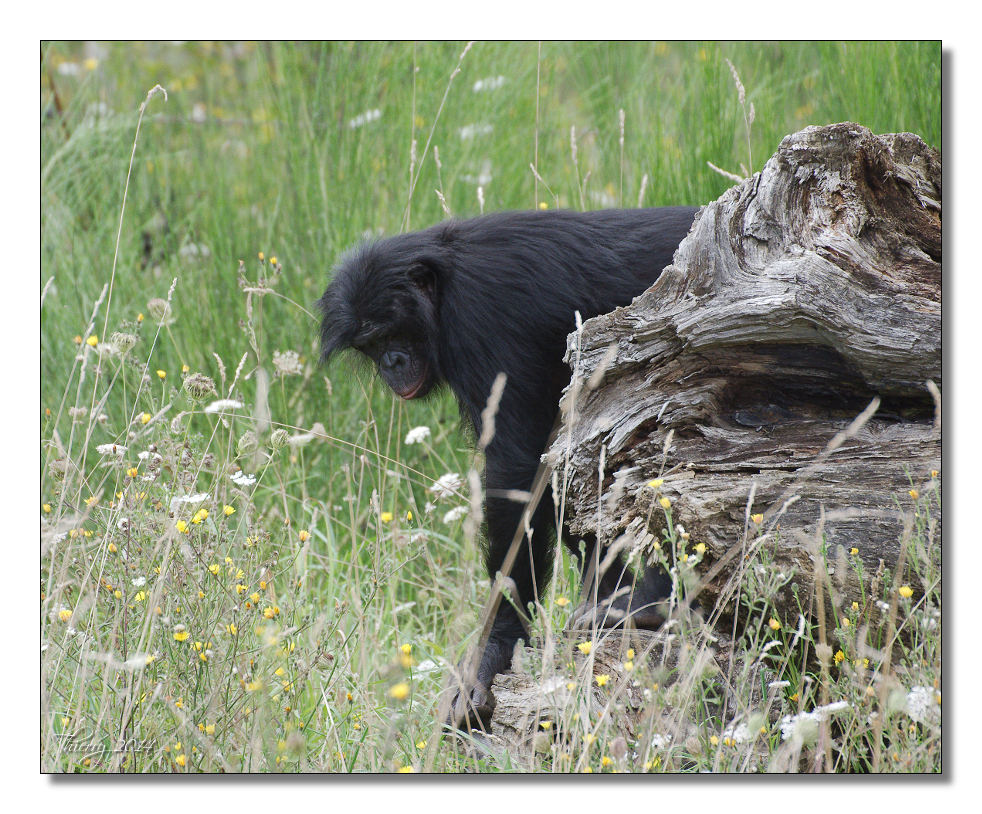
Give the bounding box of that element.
[780,711,821,742]
[472,75,506,92]
[649,733,672,749]
[429,472,463,499]
[349,108,381,129]
[906,686,940,723]
[204,399,244,414]
[780,701,850,741]
[443,506,467,525]
[272,349,302,377]
[96,443,127,457]
[231,471,256,487]
[132,577,146,588]
[169,492,209,512]
[405,426,431,445]
[459,123,493,140]
[723,722,751,744]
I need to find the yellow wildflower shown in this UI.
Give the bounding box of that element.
[899,585,914,599]
[389,682,410,701]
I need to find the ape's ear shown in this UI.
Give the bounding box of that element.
[409,256,442,304]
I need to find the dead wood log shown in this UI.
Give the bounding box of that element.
[460,628,750,767]
[548,123,941,629]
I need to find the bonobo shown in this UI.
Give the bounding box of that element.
[319,206,699,729]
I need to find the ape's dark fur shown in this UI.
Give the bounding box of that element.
[319,206,700,727]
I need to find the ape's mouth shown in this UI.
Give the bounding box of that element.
[394,364,431,400]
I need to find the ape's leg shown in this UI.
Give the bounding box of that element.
[564,533,673,631]
[449,464,555,730]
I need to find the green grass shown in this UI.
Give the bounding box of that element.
[40,41,941,773]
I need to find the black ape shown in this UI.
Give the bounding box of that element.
[319,206,700,728]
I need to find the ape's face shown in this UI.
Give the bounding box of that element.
[319,244,441,401]
[351,329,435,400]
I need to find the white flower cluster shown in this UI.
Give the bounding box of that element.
[429,472,463,499]
[472,75,506,92]
[231,471,256,487]
[349,108,381,129]
[404,426,431,445]
[780,701,850,741]
[722,722,752,744]
[906,686,941,723]
[459,123,493,140]
[272,349,302,377]
[442,506,467,525]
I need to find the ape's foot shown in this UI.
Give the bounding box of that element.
[567,591,668,632]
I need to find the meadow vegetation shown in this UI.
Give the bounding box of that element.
[40,41,941,772]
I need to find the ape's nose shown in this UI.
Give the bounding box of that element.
[380,349,410,373]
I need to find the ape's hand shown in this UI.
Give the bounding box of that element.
[446,676,496,732]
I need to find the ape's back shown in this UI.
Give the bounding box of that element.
[429,207,700,435]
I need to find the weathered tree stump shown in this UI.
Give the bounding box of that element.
[549,122,941,627]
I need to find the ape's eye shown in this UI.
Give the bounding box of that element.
[410,265,437,299]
